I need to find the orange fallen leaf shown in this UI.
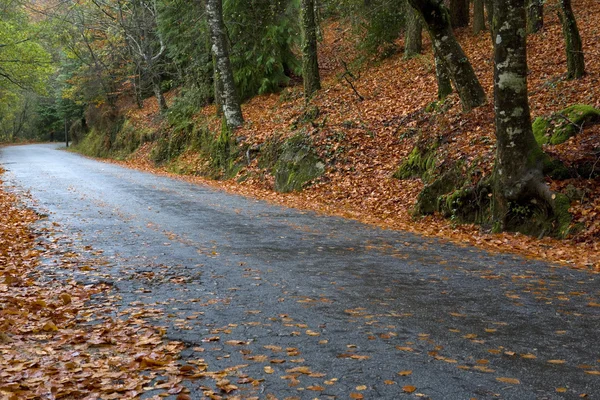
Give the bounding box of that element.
[402,385,417,393]
[496,377,520,384]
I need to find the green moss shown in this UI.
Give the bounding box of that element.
[273,134,325,193]
[532,116,550,145]
[553,193,572,238]
[415,169,462,215]
[551,104,600,144]
[393,146,437,182]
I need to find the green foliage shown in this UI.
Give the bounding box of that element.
[112,120,154,159]
[358,0,406,57]
[158,0,214,92]
[73,128,112,158]
[225,0,302,99]
[321,0,406,58]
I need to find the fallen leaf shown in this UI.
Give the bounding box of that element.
[402,385,417,393]
[496,377,520,384]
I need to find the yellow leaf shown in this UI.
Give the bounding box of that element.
[556,388,568,393]
[60,293,72,305]
[384,380,396,385]
[548,360,566,365]
[263,366,274,374]
[496,377,520,384]
[356,385,367,390]
[584,370,600,375]
[349,393,364,399]
[42,321,59,332]
[398,370,412,376]
[521,353,537,359]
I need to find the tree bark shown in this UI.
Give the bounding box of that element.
[301,0,321,100]
[408,0,486,110]
[206,0,244,129]
[473,0,486,35]
[449,0,469,28]
[434,49,452,99]
[526,0,543,33]
[152,77,168,112]
[492,0,553,230]
[559,0,585,79]
[404,4,423,58]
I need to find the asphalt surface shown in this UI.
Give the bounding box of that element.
[1,143,599,399]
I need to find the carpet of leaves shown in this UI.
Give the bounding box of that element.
[0,173,238,399]
[121,0,600,272]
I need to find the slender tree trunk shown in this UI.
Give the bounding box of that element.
[206,0,244,128]
[559,0,585,79]
[473,0,486,34]
[404,4,423,58]
[449,0,469,28]
[492,0,552,230]
[526,0,543,33]
[213,54,223,117]
[408,0,486,110]
[434,49,453,100]
[301,0,321,100]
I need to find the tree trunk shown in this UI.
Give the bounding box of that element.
[404,5,423,58]
[559,0,585,79]
[449,0,469,28]
[526,0,543,33]
[473,0,486,35]
[492,0,553,230]
[301,0,321,100]
[408,0,486,110]
[434,49,453,99]
[213,54,223,117]
[206,0,244,129]
[152,75,168,112]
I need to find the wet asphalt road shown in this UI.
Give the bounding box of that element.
[1,143,600,399]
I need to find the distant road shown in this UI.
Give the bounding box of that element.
[2,143,599,399]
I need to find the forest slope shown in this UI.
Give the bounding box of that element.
[111,0,600,271]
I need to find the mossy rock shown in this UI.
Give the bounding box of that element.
[439,182,492,224]
[274,134,325,193]
[533,104,600,146]
[532,116,551,145]
[393,146,437,182]
[415,169,463,215]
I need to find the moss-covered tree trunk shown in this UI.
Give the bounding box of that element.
[206,0,244,129]
[559,0,585,79]
[301,0,321,100]
[449,0,469,28]
[492,0,554,230]
[434,49,453,99]
[404,5,423,58]
[408,0,486,110]
[526,0,543,33]
[473,0,486,34]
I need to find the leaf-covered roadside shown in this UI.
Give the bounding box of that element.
[114,0,600,272]
[0,169,202,399]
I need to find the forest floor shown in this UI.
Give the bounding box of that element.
[118,0,599,272]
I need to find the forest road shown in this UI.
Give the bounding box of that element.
[1,143,599,399]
